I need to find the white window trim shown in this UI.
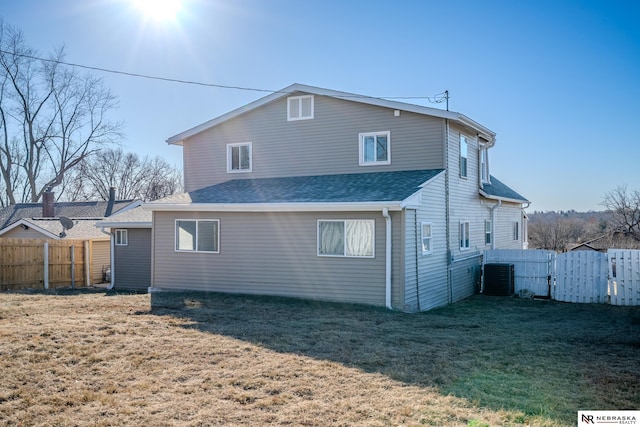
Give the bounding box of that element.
[287,95,314,121]
[460,134,468,178]
[226,142,252,173]
[115,229,128,246]
[421,222,433,255]
[358,131,391,166]
[175,219,220,254]
[317,219,375,258]
[485,220,492,246]
[460,220,470,250]
[480,147,490,184]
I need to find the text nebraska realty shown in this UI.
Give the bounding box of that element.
[582,414,637,425]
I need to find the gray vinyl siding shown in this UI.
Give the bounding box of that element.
[493,202,525,249]
[113,228,151,290]
[403,173,448,312]
[183,94,446,191]
[152,210,397,307]
[91,240,110,284]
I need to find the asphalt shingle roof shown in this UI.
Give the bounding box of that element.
[153,169,445,205]
[0,200,137,230]
[481,176,528,203]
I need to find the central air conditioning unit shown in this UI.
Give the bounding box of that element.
[483,263,515,296]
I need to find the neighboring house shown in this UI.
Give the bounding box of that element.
[145,83,528,312]
[0,188,141,284]
[95,206,152,291]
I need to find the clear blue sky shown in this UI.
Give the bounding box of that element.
[3,0,639,212]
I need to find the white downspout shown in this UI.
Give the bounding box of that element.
[382,208,392,309]
[489,200,501,250]
[100,226,115,290]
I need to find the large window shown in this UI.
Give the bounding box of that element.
[115,229,128,246]
[359,131,391,166]
[227,142,252,173]
[460,135,468,178]
[421,222,432,254]
[460,221,470,250]
[287,95,314,121]
[176,219,220,253]
[318,220,374,258]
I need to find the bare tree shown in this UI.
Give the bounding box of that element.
[0,21,121,205]
[602,185,640,242]
[528,213,586,252]
[61,148,182,202]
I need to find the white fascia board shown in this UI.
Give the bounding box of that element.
[94,221,152,229]
[143,202,404,212]
[0,219,61,239]
[479,190,527,205]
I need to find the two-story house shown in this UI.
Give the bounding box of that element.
[145,84,528,312]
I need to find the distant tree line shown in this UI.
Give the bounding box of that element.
[528,186,640,251]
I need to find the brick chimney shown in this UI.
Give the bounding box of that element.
[42,188,55,217]
[105,187,116,217]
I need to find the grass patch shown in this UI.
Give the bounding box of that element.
[0,291,638,426]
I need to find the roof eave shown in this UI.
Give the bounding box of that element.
[166,83,496,145]
[0,219,61,239]
[95,221,152,229]
[143,201,404,212]
[479,190,528,204]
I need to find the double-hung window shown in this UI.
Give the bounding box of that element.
[115,229,128,246]
[421,222,432,254]
[227,142,252,173]
[460,135,468,178]
[485,220,492,245]
[359,131,390,166]
[460,221,470,250]
[480,148,490,183]
[287,95,314,121]
[176,219,220,253]
[318,220,374,258]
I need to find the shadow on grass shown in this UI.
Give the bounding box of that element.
[149,291,640,425]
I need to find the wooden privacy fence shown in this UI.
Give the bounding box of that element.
[483,249,640,306]
[0,239,93,290]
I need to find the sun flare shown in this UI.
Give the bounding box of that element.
[133,0,182,21]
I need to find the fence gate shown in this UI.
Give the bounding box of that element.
[554,251,608,303]
[608,250,640,306]
[483,249,555,297]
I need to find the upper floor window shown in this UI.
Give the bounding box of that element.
[227,142,252,173]
[287,95,314,121]
[421,222,432,254]
[480,148,490,183]
[115,229,128,246]
[460,220,470,250]
[359,131,391,166]
[176,219,220,253]
[460,135,468,178]
[318,219,374,258]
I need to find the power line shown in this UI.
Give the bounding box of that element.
[0,48,448,103]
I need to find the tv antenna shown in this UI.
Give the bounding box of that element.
[59,216,75,238]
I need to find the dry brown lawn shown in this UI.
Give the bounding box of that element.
[0,290,638,426]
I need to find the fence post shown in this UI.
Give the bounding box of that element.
[84,241,90,286]
[71,245,75,289]
[44,241,49,290]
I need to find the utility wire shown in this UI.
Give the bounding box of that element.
[0,48,448,103]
